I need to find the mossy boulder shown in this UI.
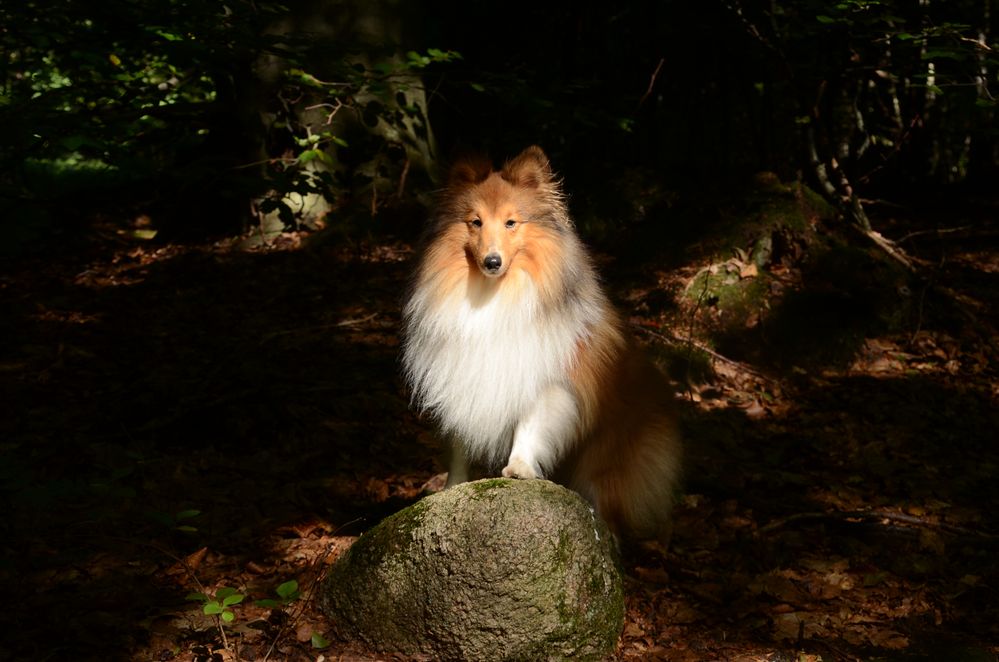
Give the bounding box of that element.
[320,478,624,661]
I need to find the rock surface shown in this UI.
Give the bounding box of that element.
[321,478,624,661]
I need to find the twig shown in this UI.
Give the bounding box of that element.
[722,0,784,58]
[896,224,977,244]
[99,537,235,652]
[260,314,378,342]
[857,114,922,186]
[305,99,344,125]
[958,35,994,52]
[232,156,296,170]
[633,323,775,383]
[758,509,999,540]
[681,267,713,397]
[336,313,378,327]
[397,157,411,198]
[637,58,665,110]
[261,518,362,662]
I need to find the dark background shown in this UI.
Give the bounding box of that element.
[2,1,998,660]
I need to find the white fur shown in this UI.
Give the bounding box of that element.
[504,384,578,479]
[402,269,598,470]
[402,146,682,544]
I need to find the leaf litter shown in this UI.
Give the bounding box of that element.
[1,203,998,661]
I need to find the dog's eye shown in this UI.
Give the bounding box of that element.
[471,219,482,227]
[505,219,516,228]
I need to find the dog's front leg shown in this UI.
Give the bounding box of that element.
[445,441,471,487]
[502,385,578,480]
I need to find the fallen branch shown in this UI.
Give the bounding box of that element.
[758,509,999,541]
[632,323,776,384]
[855,225,919,272]
[804,91,921,272]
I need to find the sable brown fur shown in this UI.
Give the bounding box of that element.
[402,146,683,543]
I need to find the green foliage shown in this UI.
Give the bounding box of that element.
[753,0,996,183]
[186,587,245,624]
[250,44,459,228]
[1,0,458,233]
[3,2,221,159]
[254,579,300,609]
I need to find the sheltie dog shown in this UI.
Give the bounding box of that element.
[401,146,682,544]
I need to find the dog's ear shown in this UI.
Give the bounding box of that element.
[446,154,493,188]
[501,146,553,189]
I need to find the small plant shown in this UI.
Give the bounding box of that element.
[151,508,202,533]
[254,579,300,609]
[254,578,330,657]
[186,586,245,623]
[172,509,202,533]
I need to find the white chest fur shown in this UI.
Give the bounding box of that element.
[403,274,587,465]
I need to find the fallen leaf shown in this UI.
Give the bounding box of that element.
[624,622,646,638]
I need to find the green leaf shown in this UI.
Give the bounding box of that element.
[298,149,320,164]
[215,587,238,600]
[175,509,201,520]
[131,229,158,240]
[154,29,184,42]
[287,68,325,88]
[314,150,335,167]
[311,632,330,649]
[203,603,223,615]
[816,15,837,24]
[221,611,235,623]
[222,593,245,607]
[175,525,198,533]
[276,580,299,599]
[255,598,280,608]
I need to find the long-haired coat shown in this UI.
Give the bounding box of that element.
[402,146,682,543]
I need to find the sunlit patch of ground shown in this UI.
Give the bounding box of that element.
[3,203,998,661]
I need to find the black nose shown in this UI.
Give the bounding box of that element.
[483,253,502,271]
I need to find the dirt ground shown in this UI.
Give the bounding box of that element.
[2,197,998,661]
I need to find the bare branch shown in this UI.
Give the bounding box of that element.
[637,58,665,110]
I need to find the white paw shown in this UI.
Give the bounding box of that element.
[501,456,539,480]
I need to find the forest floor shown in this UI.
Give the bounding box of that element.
[2,188,999,661]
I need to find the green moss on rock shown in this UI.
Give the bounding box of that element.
[321,479,624,661]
